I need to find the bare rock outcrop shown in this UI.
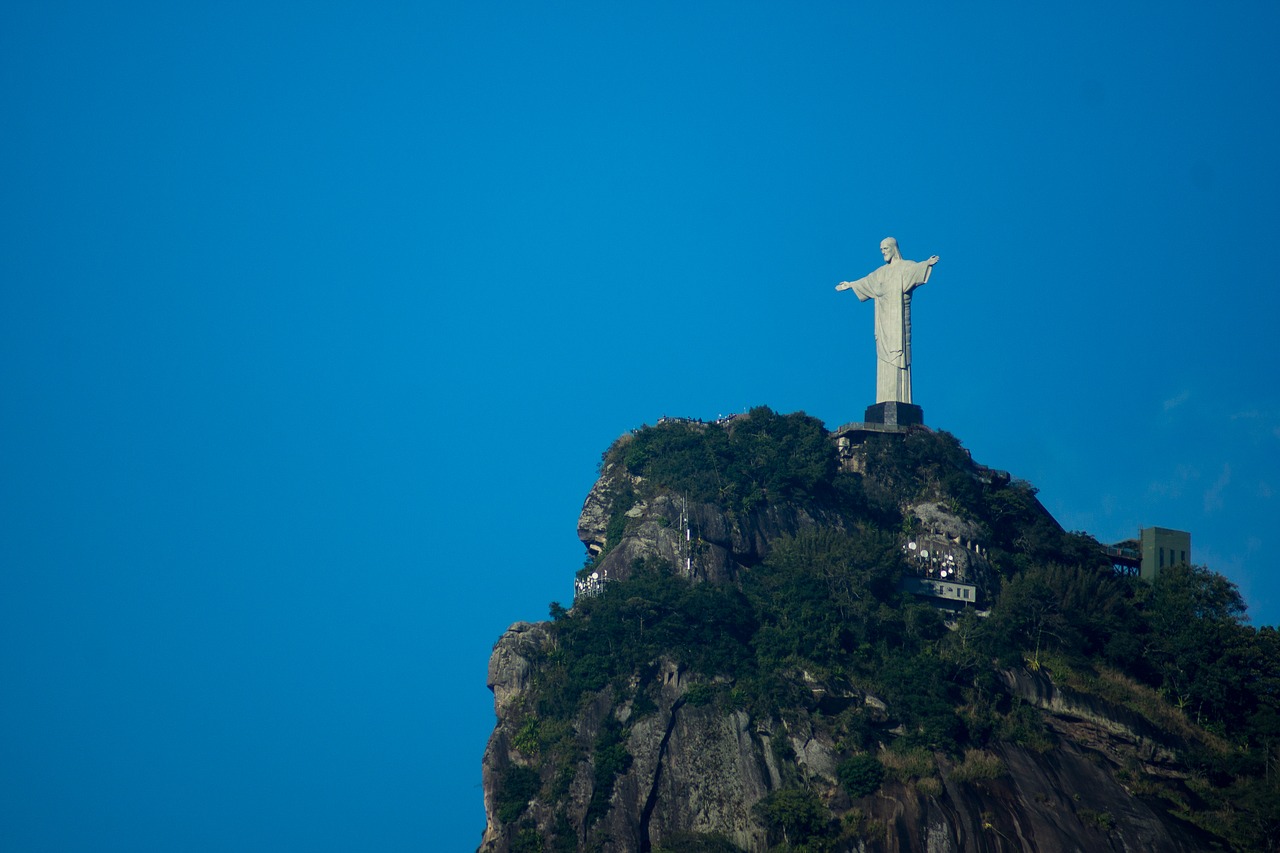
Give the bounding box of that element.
[577,460,849,587]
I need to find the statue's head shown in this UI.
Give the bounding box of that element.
[880,237,901,263]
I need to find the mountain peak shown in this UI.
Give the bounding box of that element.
[479,407,1278,852]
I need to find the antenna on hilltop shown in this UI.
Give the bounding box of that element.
[682,493,692,575]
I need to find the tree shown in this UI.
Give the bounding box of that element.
[752,788,831,848]
[837,755,885,798]
[987,566,1076,669]
[743,528,903,675]
[987,563,1143,669]
[1142,563,1251,727]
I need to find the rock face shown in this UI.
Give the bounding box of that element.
[482,635,1216,852]
[481,635,797,852]
[481,637,1217,852]
[577,459,849,587]
[487,622,550,715]
[479,419,1231,852]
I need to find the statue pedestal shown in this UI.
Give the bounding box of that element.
[865,402,923,427]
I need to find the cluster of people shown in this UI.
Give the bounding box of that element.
[652,412,745,427]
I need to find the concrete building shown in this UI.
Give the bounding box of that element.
[901,576,979,612]
[1106,526,1191,580]
[1140,526,1191,581]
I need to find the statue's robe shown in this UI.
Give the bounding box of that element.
[848,259,932,404]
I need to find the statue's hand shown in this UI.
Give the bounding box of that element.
[836,281,852,291]
[927,255,940,265]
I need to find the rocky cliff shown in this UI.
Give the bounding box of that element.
[479,409,1271,852]
[483,639,1218,852]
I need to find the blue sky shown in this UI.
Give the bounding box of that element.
[3,3,1279,850]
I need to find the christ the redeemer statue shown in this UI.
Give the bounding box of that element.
[836,237,939,405]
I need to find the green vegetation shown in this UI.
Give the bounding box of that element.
[752,788,833,850]
[539,559,756,720]
[496,764,541,825]
[585,716,631,826]
[1078,808,1116,832]
[878,745,937,786]
[611,407,837,515]
[949,749,1006,783]
[836,754,884,798]
[506,410,1280,851]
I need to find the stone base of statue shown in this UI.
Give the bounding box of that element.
[865,401,923,427]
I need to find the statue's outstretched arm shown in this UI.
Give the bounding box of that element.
[922,255,940,284]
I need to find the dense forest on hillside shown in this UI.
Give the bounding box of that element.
[491,408,1280,852]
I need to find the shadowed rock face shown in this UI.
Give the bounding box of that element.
[479,426,1231,852]
[481,632,1218,853]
